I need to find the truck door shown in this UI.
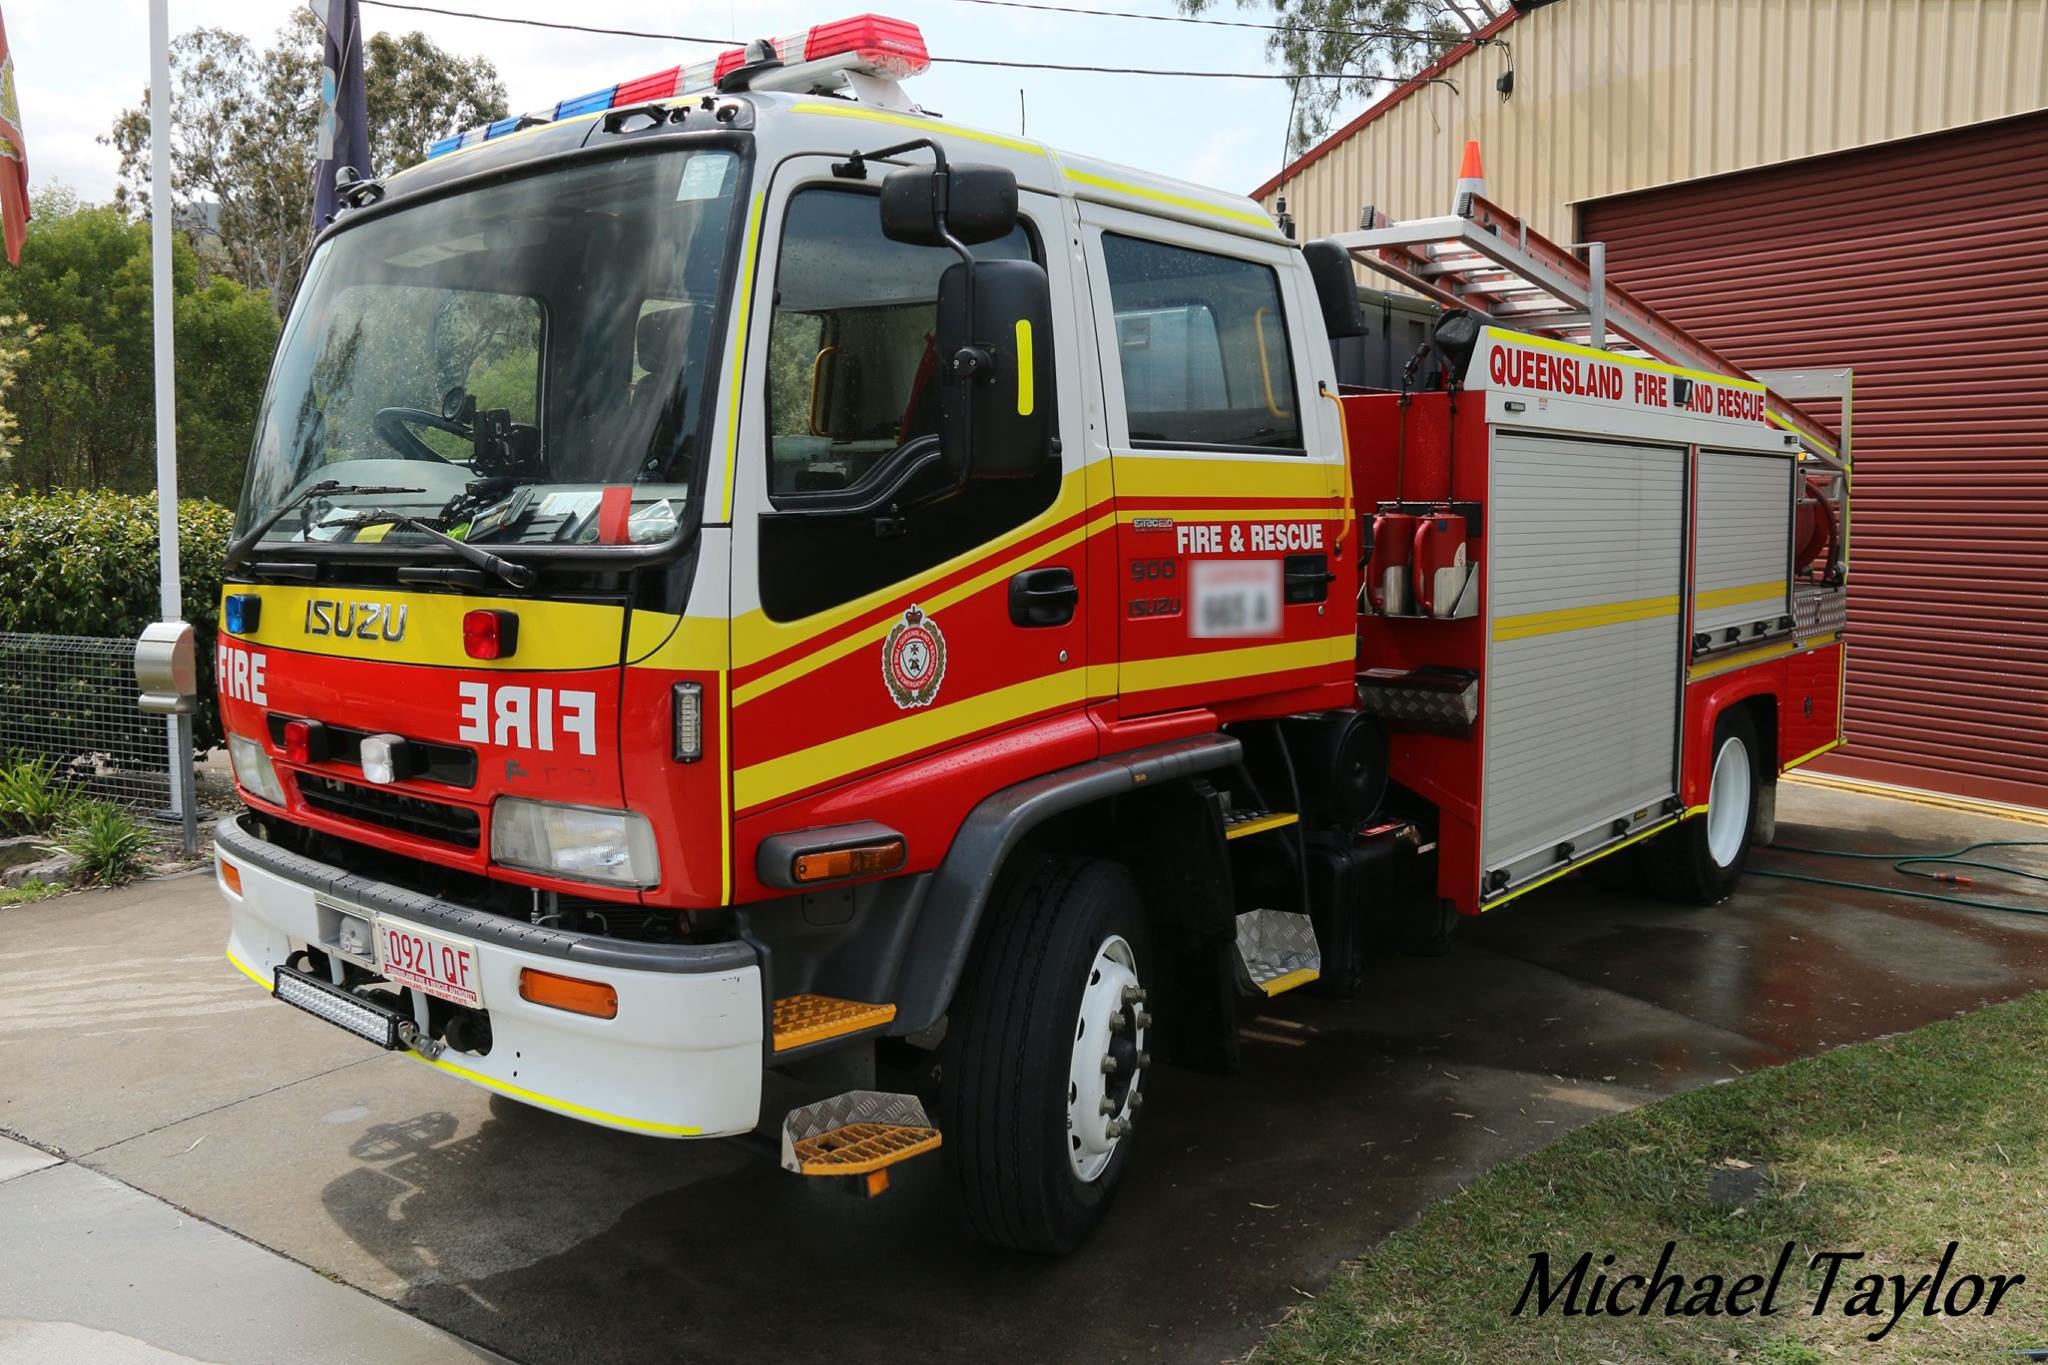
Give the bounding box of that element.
[720,156,1095,887]
[1075,201,1353,720]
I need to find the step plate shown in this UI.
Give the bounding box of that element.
[1224,810,1300,841]
[1234,909,1322,997]
[772,994,896,1051]
[790,1122,942,1176]
[780,1090,939,1175]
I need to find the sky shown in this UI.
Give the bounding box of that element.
[5,0,1361,207]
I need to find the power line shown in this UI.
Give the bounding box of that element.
[915,0,1462,46]
[356,0,1461,88]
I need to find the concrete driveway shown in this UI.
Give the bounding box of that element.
[3,780,2044,1364]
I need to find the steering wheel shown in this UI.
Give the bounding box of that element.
[373,406,470,463]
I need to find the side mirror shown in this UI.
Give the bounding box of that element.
[1304,238,1367,339]
[935,258,1054,481]
[880,163,1020,246]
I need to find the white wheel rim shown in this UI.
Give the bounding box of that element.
[1066,933,1146,1183]
[1706,735,1752,868]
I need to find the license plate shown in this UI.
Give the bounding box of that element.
[375,920,483,1008]
[1189,558,1282,639]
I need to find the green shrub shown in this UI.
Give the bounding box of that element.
[55,800,153,885]
[0,756,78,832]
[0,490,233,750]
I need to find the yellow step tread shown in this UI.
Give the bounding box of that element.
[792,1122,942,1175]
[772,994,897,1051]
[1225,811,1301,840]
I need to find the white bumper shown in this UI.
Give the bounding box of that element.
[218,834,764,1139]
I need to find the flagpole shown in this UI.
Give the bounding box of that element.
[148,0,196,855]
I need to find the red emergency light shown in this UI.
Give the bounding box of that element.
[430,15,931,159]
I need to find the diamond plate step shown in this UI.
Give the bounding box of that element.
[779,1090,941,1178]
[1233,908,1322,997]
[772,994,896,1052]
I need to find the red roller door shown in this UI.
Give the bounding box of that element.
[1582,110,2048,810]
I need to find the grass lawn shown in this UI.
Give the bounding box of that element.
[1256,991,2048,1364]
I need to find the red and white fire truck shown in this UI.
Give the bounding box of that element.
[212,15,1849,1252]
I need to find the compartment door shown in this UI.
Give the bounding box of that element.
[1481,433,1686,892]
[1693,450,1796,638]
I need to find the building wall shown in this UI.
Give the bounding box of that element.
[1260,0,2048,244]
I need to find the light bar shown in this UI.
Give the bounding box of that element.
[273,967,404,1049]
[427,14,930,159]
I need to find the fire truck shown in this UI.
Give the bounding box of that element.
[212,15,1850,1252]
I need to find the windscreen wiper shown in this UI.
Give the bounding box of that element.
[224,479,426,569]
[339,511,538,589]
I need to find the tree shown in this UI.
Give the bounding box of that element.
[105,11,506,311]
[0,192,278,502]
[1173,0,1477,151]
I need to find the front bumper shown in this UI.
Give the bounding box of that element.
[215,816,763,1138]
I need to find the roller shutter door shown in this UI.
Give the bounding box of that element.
[1582,110,2048,809]
[1694,451,1794,637]
[1483,434,1685,881]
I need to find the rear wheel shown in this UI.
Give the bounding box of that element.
[937,854,1152,1253]
[1646,709,1761,905]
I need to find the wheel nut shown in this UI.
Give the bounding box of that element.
[1128,1092,1144,1110]
[1101,1056,1119,1074]
[1104,1118,1127,1138]
[1108,1013,1129,1032]
[1133,1009,1153,1029]
[1136,1051,1152,1068]
[1099,1097,1117,1116]
[1121,984,1148,1005]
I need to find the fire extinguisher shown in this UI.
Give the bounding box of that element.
[1367,511,1418,614]
[1412,513,1469,619]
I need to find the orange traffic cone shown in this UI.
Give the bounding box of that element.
[1452,140,1486,216]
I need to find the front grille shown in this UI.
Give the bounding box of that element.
[297,774,482,848]
[267,717,477,788]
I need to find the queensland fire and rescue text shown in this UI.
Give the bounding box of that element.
[210,35,1848,1254]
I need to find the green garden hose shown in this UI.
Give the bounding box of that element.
[1751,840,2048,917]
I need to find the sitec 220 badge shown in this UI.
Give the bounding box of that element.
[883,606,946,709]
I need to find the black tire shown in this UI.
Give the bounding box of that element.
[937,853,1151,1253]
[1645,709,1761,906]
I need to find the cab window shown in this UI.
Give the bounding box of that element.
[759,185,1059,621]
[1101,233,1303,453]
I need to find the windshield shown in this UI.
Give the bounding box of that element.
[237,147,742,553]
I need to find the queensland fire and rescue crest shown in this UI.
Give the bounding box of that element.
[882,606,946,709]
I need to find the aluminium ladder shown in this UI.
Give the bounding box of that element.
[1327,193,1848,473]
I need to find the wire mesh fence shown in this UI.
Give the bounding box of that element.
[0,633,175,812]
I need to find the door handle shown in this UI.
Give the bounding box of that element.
[1009,566,1078,627]
[1284,552,1335,604]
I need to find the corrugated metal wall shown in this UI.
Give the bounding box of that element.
[1261,0,2048,246]
[1581,111,2048,808]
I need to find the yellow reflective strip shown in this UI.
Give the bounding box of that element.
[1014,319,1034,417]
[717,669,733,905]
[1783,737,1843,771]
[1062,168,1272,230]
[789,101,1045,155]
[721,191,766,523]
[1493,329,1764,393]
[409,1051,702,1136]
[1110,454,1339,501]
[1493,594,1678,643]
[225,947,271,991]
[1259,966,1320,997]
[1121,634,1352,694]
[1226,811,1300,840]
[1686,639,1798,682]
[735,670,1084,810]
[221,586,623,670]
[1767,410,1838,461]
[1482,816,1681,911]
[1696,580,1786,611]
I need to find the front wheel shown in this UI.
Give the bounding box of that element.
[937,854,1152,1253]
[1646,709,1761,905]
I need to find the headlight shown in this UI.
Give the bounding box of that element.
[228,734,286,806]
[491,799,660,888]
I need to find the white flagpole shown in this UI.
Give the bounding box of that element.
[148,0,196,854]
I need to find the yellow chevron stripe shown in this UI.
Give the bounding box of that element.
[1492,594,1678,643]
[1122,633,1353,693]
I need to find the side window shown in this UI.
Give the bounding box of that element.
[758,186,1060,622]
[1101,234,1303,453]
